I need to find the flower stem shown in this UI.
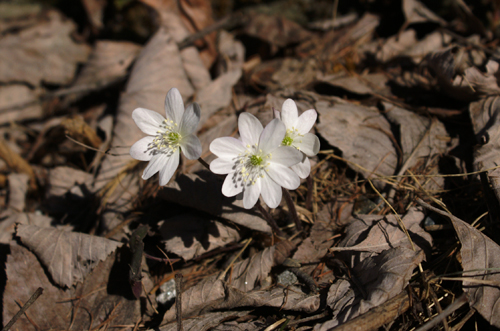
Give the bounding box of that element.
[282,188,302,233]
[306,175,313,210]
[255,203,285,237]
[197,157,210,171]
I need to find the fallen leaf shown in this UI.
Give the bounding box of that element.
[293,220,335,263]
[161,214,241,261]
[317,73,390,96]
[0,10,91,86]
[160,172,272,233]
[16,224,122,287]
[163,240,294,322]
[0,84,42,125]
[418,200,500,328]
[402,0,447,25]
[7,173,29,212]
[315,100,397,186]
[0,212,54,244]
[159,310,253,331]
[3,242,140,330]
[81,0,106,31]
[316,247,424,330]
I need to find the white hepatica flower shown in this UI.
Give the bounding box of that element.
[274,99,320,178]
[129,87,202,186]
[210,113,303,209]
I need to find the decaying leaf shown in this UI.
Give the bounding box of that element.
[403,0,447,25]
[0,137,36,190]
[0,10,91,86]
[16,224,122,287]
[161,214,241,261]
[163,240,295,322]
[317,73,390,96]
[419,200,500,328]
[61,115,102,149]
[160,172,271,233]
[315,100,397,186]
[0,212,55,244]
[333,207,432,264]
[316,247,424,330]
[7,173,29,212]
[0,84,42,125]
[46,166,94,198]
[159,310,253,331]
[3,242,141,330]
[293,220,335,263]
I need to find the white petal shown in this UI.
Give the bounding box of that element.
[260,176,282,208]
[239,112,263,145]
[164,87,185,124]
[259,119,286,153]
[210,157,236,174]
[132,108,164,135]
[266,163,300,190]
[243,180,261,209]
[222,173,243,197]
[179,134,201,160]
[294,133,320,157]
[142,153,168,180]
[295,109,317,134]
[281,99,299,129]
[130,136,155,161]
[210,137,246,159]
[268,146,302,167]
[159,150,180,186]
[274,108,281,119]
[291,157,311,179]
[179,103,200,135]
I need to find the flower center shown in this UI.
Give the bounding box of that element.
[282,136,293,146]
[231,144,272,187]
[146,119,182,156]
[282,128,304,150]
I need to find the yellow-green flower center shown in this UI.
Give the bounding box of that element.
[250,155,263,166]
[167,132,180,144]
[282,136,294,146]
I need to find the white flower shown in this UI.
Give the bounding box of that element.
[210,112,303,209]
[274,99,320,178]
[130,88,202,186]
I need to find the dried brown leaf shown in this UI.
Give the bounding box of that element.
[293,221,335,263]
[0,84,42,125]
[161,214,241,261]
[333,207,432,264]
[7,173,29,212]
[403,0,447,25]
[163,241,295,322]
[160,172,271,233]
[317,73,390,96]
[159,310,253,331]
[0,10,91,86]
[61,115,102,149]
[16,224,122,287]
[316,247,424,330]
[315,100,397,185]
[3,242,140,330]
[0,137,36,190]
[81,0,106,31]
[0,213,54,244]
[419,201,500,328]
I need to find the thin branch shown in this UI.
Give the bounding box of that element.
[2,287,43,331]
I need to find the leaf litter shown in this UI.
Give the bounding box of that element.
[3,1,500,331]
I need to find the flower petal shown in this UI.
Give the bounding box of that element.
[266,163,300,190]
[159,150,180,186]
[222,173,243,197]
[269,146,302,167]
[239,112,263,145]
[132,108,164,135]
[210,157,236,174]
[210,137,246,159]
[179,134,202,160]
[281,99,299,129]
[243,181,261,209]
[260,176,282,208]
[291,157,311,179]
[295,109,317,134]
[294,133,320,157]
[179,102,200,135]
[130,136,155,161]
[259,118,286,153]
[142,153,168,180]
[164,87,185,124]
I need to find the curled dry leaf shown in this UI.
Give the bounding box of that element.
[16,224,122,288]
[160,214,241,261]
[0,10,91,86]
[0,84,42,125]
[332,207,432,264]
[419,200,500,327]
[3,242,140,330]
[61,115,102,149]
[0,212,55,244]
[159,310,253,331]
[316,247,424,330]
[160,172,271,233]
[163,240,295,322]
[315,100,397,187]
